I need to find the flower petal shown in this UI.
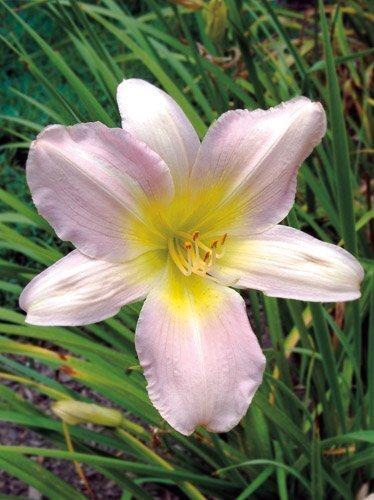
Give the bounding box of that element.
[135,266,266,435]
[117,79,200,190]
[27,122,174,262]
[218,226,364,302]
[190,97,326,235]
[20,250,165,326]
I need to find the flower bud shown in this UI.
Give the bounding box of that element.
[170,0,204,11]
[205,0,228,44]
[52,400,123,427]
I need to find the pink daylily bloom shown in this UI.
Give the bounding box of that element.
[20,79,364,436]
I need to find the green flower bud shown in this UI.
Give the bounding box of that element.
[205,0,228,44]
[52,400,123,427]
[170,0,204,11]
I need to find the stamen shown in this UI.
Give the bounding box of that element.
[177,241,191,276]
[168,230,230,282]
[185,245,192,274]
[205,272,240,287]
[208,269,240,287]
[193,238,201,268]
[176,231,211,253]
[215,233,228,258]
[168,239,189,276]
[211,246,217,267]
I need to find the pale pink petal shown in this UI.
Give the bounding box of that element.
[216,226,364,302]
[135,267,266,435]
[190,97,326,235]
[20,249,165,326]
[27,122,174,262]
[117,79,200,190]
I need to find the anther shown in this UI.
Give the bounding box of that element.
[210,240,218,249]
[184,241,192,250]
[220,233,227,245]
[192,230,199,241]
[203,251,211,263]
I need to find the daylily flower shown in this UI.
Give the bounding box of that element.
[20,79,363,436]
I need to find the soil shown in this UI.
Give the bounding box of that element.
[0,355,123,499]
[0,354,183,499]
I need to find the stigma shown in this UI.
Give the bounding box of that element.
[168,229,227,281]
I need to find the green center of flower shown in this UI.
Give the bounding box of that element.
[168,229,227,279]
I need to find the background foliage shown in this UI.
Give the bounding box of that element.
[0,0,373,498]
